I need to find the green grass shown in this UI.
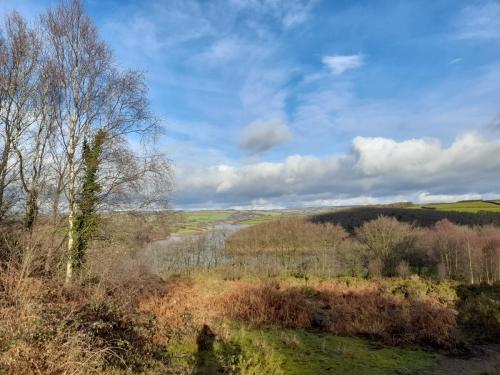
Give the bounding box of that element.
[168,210,290,234]
[418,200,500,213]
[234,327,441,375]
[182,210,233,223]
[238,218,274,225]
[166,326,442,375]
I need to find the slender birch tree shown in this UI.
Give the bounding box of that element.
[43,0,168,282]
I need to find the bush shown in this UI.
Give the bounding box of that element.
[318,286,457,348]
[0,263,169,373]
[456,283,500,343]
[219,281,458,349]
[220,283,315,328]
[396,261,411,278]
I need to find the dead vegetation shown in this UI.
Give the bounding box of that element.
[0,216,171,374]
[0,269,167,374]
[218,279,459,349]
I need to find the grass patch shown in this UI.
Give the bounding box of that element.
[165,326,442,375]
[420,200,500,213]
[168,210,289,235]
[182,211,233,223]
[238,327,441,375]
[238,218,274,225]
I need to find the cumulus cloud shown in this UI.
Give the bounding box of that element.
[322,54,364,75]
[239,119,292,153]
[174,132,500,208]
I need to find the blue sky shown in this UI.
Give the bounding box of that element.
[3,0,500,208]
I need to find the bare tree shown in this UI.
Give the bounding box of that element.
[43,0,170,282]
[0,12,41,221]
[43,1,107,281]
[355,216,415,275]
[15,57,59,230]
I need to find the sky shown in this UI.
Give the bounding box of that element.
[2,0,500,209]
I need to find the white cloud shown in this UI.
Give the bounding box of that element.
[239,68,290,120]
[230,0,317,29]
[448,58,462,65]
[102,1,216,61]
[416,192,485,204]
[455,1,500,40]
[199,37,245,62]
[352,133,500,177]
[239,119,292,153]
[291,63,500,146]
[322,54,364,75]
[174,132,500,208]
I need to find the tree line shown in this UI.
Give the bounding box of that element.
[225,216,500,284]
[311,207,500,232]
[0,0,171,282]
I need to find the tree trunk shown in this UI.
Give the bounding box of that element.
[467,240,474,284]
[0,143,11,220]
[65,118,76,284]
[24,189,38,230]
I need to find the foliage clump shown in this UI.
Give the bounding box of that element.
[456,283,500,343]
[219,281,458,349]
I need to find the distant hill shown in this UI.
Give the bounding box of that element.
[311,206,500,232]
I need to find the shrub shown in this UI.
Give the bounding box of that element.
[220,283,315,328]
[317,286,457,348]
[396,260,411,278]
[0,261,169,373]
[456,283,500,343]
[368,258,384,278]
[219,281,458,349]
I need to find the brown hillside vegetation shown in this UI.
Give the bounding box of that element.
[226,218,348,255]
[219,280,458,349]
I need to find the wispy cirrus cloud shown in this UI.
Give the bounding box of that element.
[229,0,318,29]
[454,0,500,40]
[322,54,364,75]
[448,58,462,65]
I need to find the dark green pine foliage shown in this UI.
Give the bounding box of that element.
[72,129,106,269]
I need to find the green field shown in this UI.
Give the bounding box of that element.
[169,200,500,235]
[417,200,500,213]
[168,210,284,234]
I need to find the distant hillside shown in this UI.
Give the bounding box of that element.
[417,200,500,213]
[311,206,500,232]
